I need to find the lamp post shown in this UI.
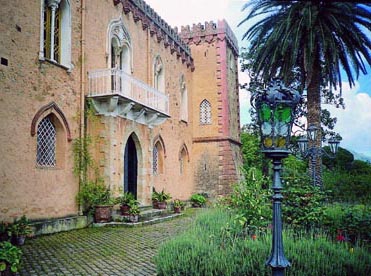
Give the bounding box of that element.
[251,78,301,276]
[297,124,340,187]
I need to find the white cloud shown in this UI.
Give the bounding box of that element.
[238,64,252,126]
[325,83,371,156]
[144,0,231,28]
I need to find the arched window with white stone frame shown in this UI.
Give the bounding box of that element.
[200,99,212,125]
[153,55,165,92]
[180,75,188,122]
[107,19,132,93]
[40,0,72,69]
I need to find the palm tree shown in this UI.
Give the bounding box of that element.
[239,1,371,186]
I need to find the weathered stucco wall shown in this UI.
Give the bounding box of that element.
[0,0,241,222]
[0,0,82,221]
[84,0,195,204]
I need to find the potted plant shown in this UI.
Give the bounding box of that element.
[0,223,9,242]
[128,202,140,223]
[190,194,206,208]
[173,199,185,213]
[8,216,32,246]
[0,241,22,276]
[116,192,136,216]
[77,181,115,223]
[152,189,171,209]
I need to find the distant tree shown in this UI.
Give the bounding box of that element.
[350,160,371,175]
[323,147,354,171]
[239,1,371,187]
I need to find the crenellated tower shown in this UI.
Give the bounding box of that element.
[180,20,242,196]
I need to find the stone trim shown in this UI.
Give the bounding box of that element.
[192,136,242,146]
[153,134,166,158]
[179,143,190,162]
[114,0,194,71]
[31,102,72,142]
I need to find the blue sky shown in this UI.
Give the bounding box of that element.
[145,0,371,157]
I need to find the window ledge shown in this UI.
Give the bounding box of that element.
[36,166,63,170]
[39,58,73,72]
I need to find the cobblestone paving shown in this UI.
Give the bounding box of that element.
[19,214,195,276]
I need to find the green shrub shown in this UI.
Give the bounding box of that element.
[152,189,172,202]
[0,241,22,273]
[76,180,114,214]
[155,209,371,276]
[190,194,206,207]
[282,177,326,229]
[221,168,271,233]
[322,203,371,245]
[323,170,371,204]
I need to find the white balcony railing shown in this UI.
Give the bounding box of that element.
[88,69,169,115]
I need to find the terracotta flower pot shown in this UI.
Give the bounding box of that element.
[11,235,26,246]
[157,201,167,209]
[120,204,130,216]
[94,205,112,223]
[174,207,181,213]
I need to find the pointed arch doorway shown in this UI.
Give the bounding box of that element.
[124,135,138,198]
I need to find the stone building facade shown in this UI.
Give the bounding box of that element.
[0,0,242,222]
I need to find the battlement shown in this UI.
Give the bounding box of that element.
[179,20,238,55]
[114,0,194,70]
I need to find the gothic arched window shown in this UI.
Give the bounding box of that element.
[37,116,56,167]
[154,56,165,92]
[180,75,188,121]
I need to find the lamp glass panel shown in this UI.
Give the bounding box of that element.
[307,125,318,141]
[262,122,272,135]
[274,105,291,123]
[328,139,339,154]
[298,137,308,154]
[259,103,271,122]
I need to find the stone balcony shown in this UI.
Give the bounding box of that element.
[88,68,170,127]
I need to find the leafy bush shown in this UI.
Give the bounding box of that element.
[190,194,206,207]
[8,215,33,237]
[116,191,135,206]
[282,177,326,229]
[323,170,371,204]
[221,168,270,233]
[152,189,172,202]
[0,241,22,273]
[155,209,371,276]
[322,203,371,245]
[76,180,114,215]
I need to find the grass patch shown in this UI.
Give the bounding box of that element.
[155,208,371,276]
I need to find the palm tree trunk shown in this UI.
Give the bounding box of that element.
[306,51,322,187]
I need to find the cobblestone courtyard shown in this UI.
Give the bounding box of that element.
[19,214,195,276]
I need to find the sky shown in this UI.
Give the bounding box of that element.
[145,0,371,157]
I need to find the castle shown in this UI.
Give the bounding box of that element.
[0,0,242,223]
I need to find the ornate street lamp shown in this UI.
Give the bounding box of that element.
[297,124,340,186]
[251,78,301,276]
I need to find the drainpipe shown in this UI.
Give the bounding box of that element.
[78,0,86,216]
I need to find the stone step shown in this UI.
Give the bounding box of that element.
[93,212,183,228]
